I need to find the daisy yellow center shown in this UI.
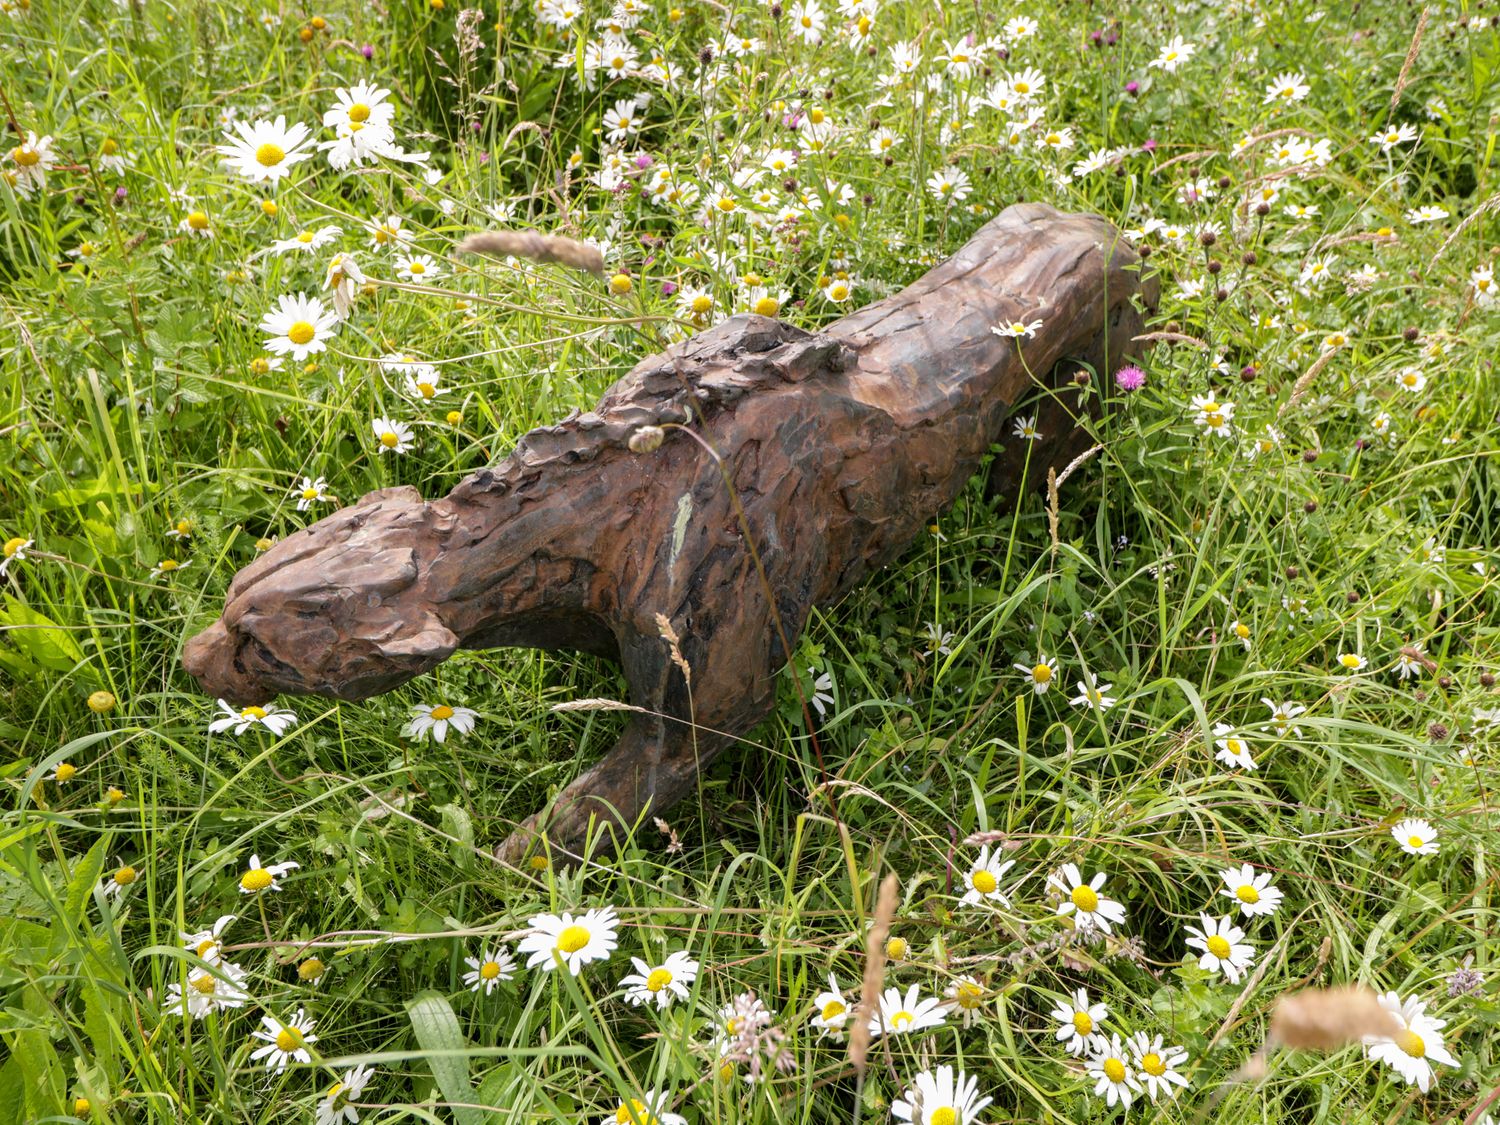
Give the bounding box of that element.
[293,231,314,244]
[1165,50,1179,60]
[1206,411,1225,428]
[938,181,952,194]
[691,295,714,314]
[1226,738,1243,753]
[275,1027,304,1052]
[241,868,273,891]
[78,242,96,256]
[556,925,591,953]
[1031,664,1052,683]
[102,138,119,154]
[326,1080,345,1102]
[753,296,781,317]
[1103,1057,1126,1083]
[955,983,981,1008]
[479,960,501,980]
[157,559,178,572]
[1398,1029,1425,1057]
[1206,935,1232,958]
[302,488,319,500]
[885,937,907,959]
[1403,373,1418,385]
[890,1009,914,1030]
[410,381,436,400]
[1408,834,1424,848]
[857,15,870,33]
[1045,132,1061,145]
[929,1109,957,1125]
[1071,885,1099,912]
[1377,227,1393,237]
[1014,81,1031,93]
[615,1101,655,1125]
[1141,1052,1166,1076]
[349,103,371,123]
[55,763,77,782]
[287,321,316,345]
[196,939,219,958]
[645,968,673,992]
[191,973,217,994]
[1235,624,1250,638]
[409,261,426,274]
[829,283,850,300]
[1236,885,1260,904]
[800,14,811,26]
[381,431,399,448]
[880,136,893,149]
[187,211,210,230]
[821,999,845,1020]
[251,358,271,374]
[255,143,286,167]
[1340,655,1360,668]
[971,869,997,894]
[12,146,40,166]
[430,704,454,721]
[114,865,137,886]
[242,705,267,719]
[1072,1011,1094,1035]
[808,108,826,124]
[3,537,24,557]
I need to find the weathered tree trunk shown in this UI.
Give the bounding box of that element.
[182,202,1154,863]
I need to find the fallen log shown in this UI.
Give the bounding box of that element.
[183,202,1154,863]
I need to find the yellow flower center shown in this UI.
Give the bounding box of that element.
[101,138,119,155]
[55,763,77,782]
[241,868,273,892]
[799,14,811,26]
[690,295,714,314]
[615,1100,656,1125]
[114,865,137,886]
[890,1009,914,1030]
[250,358,271,374]
[556,925,591,953]
[1206,411,1224,427]
[1377,227,1394,237]
[74,1098,91,1115]
[302,488,319,500]
[1226,738,1243,754]
[275,1027,304,1052]
[416,381,437,399]
[715,197,736,213]
[885,936,907,959]
[446,410,462,426]
[1234,623,1250,639]
[187,211,210,230]
[971,869,997,895]
[1071,885,1099,913]
[286,320,320,346]
[1398,1029,1425,1058]
[1030,664,1052,683]
[348,103,371,123]
[3,537,25,557]
[1206,935,1232,958]
[480,960,502,980]
[821,999,845,1021]
[77,242,96,256]
[12,146,40,167]
[829,283,850,300]
[1141,1052,1166,1076]
[753,296,781,317]
[157,559,178,572]
[425,705,454,722]
[256,143,286,167]
[326,1080,345,1103]
[1408,834,1424,848]
[1072,1011,1094,1035]
[1236,885,1260,904]
[409,261,426,275]
[955,983,982,1009]
[1103,1057,1126,1083]
[191,973,218,995]
[929,1109,957,1125]
[196,938,218,958]
[380,431,400,448]
[241,705,268,720]
[106,786,125,804]
[299,958,324,980]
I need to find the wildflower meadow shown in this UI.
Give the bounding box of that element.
[2,0,1499,1122]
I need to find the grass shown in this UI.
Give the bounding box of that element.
[1,0,1499,1122]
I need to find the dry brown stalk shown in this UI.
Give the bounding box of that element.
[848,872,898,1075]
[458,230,605,275]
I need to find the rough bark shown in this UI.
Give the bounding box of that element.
[182,202,1155,863]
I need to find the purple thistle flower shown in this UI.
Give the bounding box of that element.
[361,43,374,58]
[1125,80,1140,96]
[1114,364,1146,392]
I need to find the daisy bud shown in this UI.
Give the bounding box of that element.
[88,690,117,714]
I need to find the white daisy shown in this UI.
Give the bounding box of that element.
[891,1065,992,1125]
[1391,817,1438,855]
[323,82,396,131]
[1068,676,1117,711]
[216,115,314,183]
[619,950,699,1008]
[943,976,986,1028]
[249,1008,318,1071]
[294,476,330,511]
[1184,914,1256,983]
[1337,651,1367,672]
[959,846,1015,906]
[462,947,517,995]
[1212,723,1257,771]
[238,852,300,895]
[268,226,342,256]
[868,984,948,1038]
[518,907,620,973]
[1128,1032,1191,1101]
[810,973,849,1039]
[209,699,299,737]
[1262,698,1306,738]
[315,1064,375,1125]
[395,253,442,282]
[1218,864,1283,918]
[1364,992,1460,1093]
[180,914,237,963]
[402,703,477,743]
[1049,987,1107,1056]
[1013,655,1058,694]
[163,960,251,1019]
[991,318,1043,339]
[259,293,338,361]
[1087,1034,1142,1108]
[600,1091,685,1125]
[1048,863,1127,935]
[371,417,415,455]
